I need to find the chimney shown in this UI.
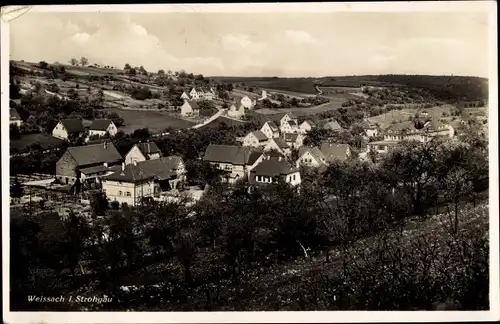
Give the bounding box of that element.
[133,161,137,167]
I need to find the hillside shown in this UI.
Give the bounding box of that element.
[210,75,488,102]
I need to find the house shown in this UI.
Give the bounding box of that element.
[52,119,86,141]
[282,133,304,149]
[264,137,291,156]
[366,140,400,155]
[319,142,351,162]
[384,119,454,143]
[260,121,280,139]
[102,156,186,206]
[55,142,122,185]
[189,87,215,101]
[296,146,327,168]
[359,120,378,138]
[250,155,301,187]
[180,91,191,100]
[203,144,264,183]
[181,100,200,117]
[227,104,245,119]
[323,120,343,132]
[258,90,268,101]
[10,107,22,127]
[243,130,269,147]
[299,120,315,134]
[125,141,163,165]
[296,143,351,168]
[88,119,118,139]
[280,112,299,134]
[240,95,253,109]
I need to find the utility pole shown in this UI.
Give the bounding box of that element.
[140,170,144,208]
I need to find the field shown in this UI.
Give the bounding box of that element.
[368,104,456,128]
[254,96,346,117]
[11,133,65,153]
[105,107,195,134]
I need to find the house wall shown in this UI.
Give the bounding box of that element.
[297,151,323,168]
[52,122,69,140]
[102,179,155,206]
[107,123,118,137]
[241,96,253,109]
[365,128,378,138]
[299,122,312,134]
[181,102,194,116]
[125,145,147,165]
[55,151,78,184]
[181,92,190,100]
[89,130,107,138]
[261,123,279,138]
[286,171,301,186]
[10,120,22,127]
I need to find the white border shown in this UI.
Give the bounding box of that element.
[2,2,499,323]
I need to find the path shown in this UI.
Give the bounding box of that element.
[191,109,226,129]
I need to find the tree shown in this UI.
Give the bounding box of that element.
[38,61,49,69]
[80,57,89,67]
[67,88,79,100]
[10,124,21,139]
[124,63,131,70]
[10,176,24,200]
[106,112,125,127]
[158,69,165,75]
[69,58,79,66]
[139,66,148,75]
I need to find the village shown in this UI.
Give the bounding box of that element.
[6,6,492,312]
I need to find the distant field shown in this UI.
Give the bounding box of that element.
[253,96,346,117]
[264,88,316,99]
[368,105,455,128]
[105,107,195,134]
[11,133,65,152]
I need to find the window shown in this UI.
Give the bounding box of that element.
[119,191,122,196]
[293,175,296,181]
[126,192,131,197]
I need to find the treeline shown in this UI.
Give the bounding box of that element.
[10,132,489,311]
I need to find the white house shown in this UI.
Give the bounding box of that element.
[10,108,22,127]
[280,112,299,134]
[227,104,245,119]
[243,131,269,147]
[88,119,118,139]
[189,87,215,101]
[240,95,253,109]
[125,141,163,165]
[181,100,200,117]
[299,120,315,134]
[52,119,86,141]
[102,156,186,206]
[296,143,351,168]
[296,147,327,168]
[250,155,301,187]
[261,121,280,138]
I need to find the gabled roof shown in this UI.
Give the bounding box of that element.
[135,141,162,156]
[203,144,263,165]
[105,156,182,183]
[283,133,299,142]
[269,137,289,149]
[10,108,21,120]
[323,120,342,131]
[320,142,350,162]
[251,130,269,142]
[283,112,298,120]
[299,146,326,163]
[60,119,85,133]
[184,100,200,109]
[300,119,315,127]
[66,142,122,167]
[251,156,298,177]
[264,120,279,131]
[89,119,114,131]
[386,121,415,133]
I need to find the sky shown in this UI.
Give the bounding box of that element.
[9,10,491,78]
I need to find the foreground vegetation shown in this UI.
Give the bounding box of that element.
[10,132,489,311]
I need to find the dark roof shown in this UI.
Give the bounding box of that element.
[299,146,326,163]
[320,143,350,162]
[284,112,298,120]
[203,144,262,165]
[251,130,269,141]
[135,141,161,156]
[251,157,298,177]
[265,121,279,131]
[323,120,342,131]
[283,133,299,142]
[60,119,85,133]
[66,142,122,167]
[386,121,415,133]
[89,119,113,131]
[270,137,289,149]
[105,156,182,183]
[10,108,21,120]
[185,100,200,109]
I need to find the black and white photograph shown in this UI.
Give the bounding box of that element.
[2,2,498,323]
